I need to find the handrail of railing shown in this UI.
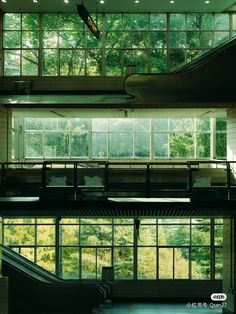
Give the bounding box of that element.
[0,160,235,200]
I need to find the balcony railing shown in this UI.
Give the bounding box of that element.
[0,160,235,201]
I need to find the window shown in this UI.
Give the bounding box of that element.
[15,117,226,160]
[2,217,223,280]
[3,12,233,76]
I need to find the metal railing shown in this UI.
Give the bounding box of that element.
[0,160,235,201]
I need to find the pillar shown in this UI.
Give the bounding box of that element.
[0,216,8,314]
[0,106,12,162]
[223,219,236,313]
[227,109,236,174]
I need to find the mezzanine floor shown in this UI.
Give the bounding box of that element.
[95,302,223,314]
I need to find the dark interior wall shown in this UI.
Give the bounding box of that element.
[109,280,222,300]
[0,77,125,93]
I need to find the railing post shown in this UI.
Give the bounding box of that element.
[226,161,231,200]
[146,163,150,197]
[104,161,109,193]
[74,162,78,200]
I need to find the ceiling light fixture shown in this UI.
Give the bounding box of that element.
[100,0,105,3]
[205,0,210,3]
[33,0,38,3]
[170,0,175,3]
[64,0,69,3]
[135,0,140,3]
[1,0,7,3]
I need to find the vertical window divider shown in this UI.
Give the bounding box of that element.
[55,216,60,277]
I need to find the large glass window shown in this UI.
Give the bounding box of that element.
[2,218,223,281]
[19,117,226,160]
[3,12,233,75]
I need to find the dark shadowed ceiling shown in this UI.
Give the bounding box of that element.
[0,0,236,13]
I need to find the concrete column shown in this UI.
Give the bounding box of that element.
[0,216,8,314]
[223,219,236,314]
[227,109,236,174]
[0,106,12,162]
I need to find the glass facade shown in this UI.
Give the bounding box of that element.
[2,12,236,76]
[2,218,223,280]
[12,117,226,160]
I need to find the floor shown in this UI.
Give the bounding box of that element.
[95,302,223,314]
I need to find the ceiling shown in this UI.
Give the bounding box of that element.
[0,0,236,13]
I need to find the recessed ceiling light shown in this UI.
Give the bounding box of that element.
[205,0,210,3]
[170,0,175,3]
[33,0,38,3]
[135,0,140,3]
[1,0,7,3]
[100,0,105,3]
[64,0,69,3]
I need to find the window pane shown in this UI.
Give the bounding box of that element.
[60,225,79,245]
[114,247,133,279]
[138,225,156,245]
[158,225,190,246]
[215,247,223,279]
[106,14,122,30]
[4,31,21,48]
[159,248,173,279]
[86,49,102,76]
[4,225,35,245]
[214,225,223,246]
[187,13,213,30]
[169,49,185,69]
[150,32,167,48]
[37,225,55,245]
[123,14,149,30]
[42,14,59,29]
[109,133,133,158]
[92,133,108,158]
[22,14,39,30]
[81,248,96,279]
[191,247,210,279]
[4,13,21,30]
[114,226,133,245]
[43,31,58,48]
[191,225,210,245]
[134,133,150,158]
[138,247,156,279]
[97,248,112,279]
[59,13,84,30]
[43,49,58,76]
[154,133,168,157]
[174,248,189,279]
[150,14,167,30]
[70,133,88,157]
[170,14,186,30]
[170,32,186,48]
[196,118,210,131]
[22,50,38,75]
[92,119,108,132]
[22,31,39,48]
[25,133,43,157]
[216,133,226,158]
[44,134,69,158]
[81,225,112,246]
[20,247,35,262]
[37,247,55,274]
[60,247,80,279]
[214,14,229,30]
[60,50,85,76]
[216,118,227,131]
[196,133,210,158]
[170,133,194,158]
[59,31,85,48]
[105,50,122,76]
[150,49,167,73]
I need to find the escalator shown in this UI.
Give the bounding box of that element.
[2,245,110,314]
[124,36,236,102]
